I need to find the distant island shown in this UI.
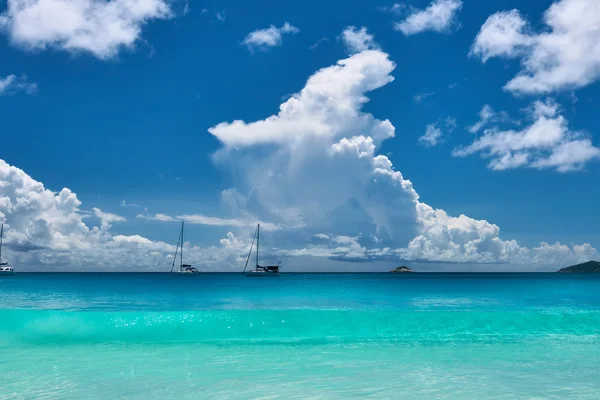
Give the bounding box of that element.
[557,261,600,273]
[390,266,412,273]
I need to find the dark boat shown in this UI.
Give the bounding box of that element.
[171,221,198,275]
[244,224,280,277]
[0,224,15,275]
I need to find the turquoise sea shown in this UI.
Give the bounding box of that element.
[1,273,600,399]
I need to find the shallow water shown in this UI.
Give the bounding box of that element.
[1,273,600,399]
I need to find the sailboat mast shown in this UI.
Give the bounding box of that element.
[180,221,184,271]
[0,224,3,263]
[171,230,180,273]
[256,223,260,267]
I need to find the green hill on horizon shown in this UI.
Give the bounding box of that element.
[557,261,600,273]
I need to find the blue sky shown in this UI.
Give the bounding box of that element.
[1,0,599,271]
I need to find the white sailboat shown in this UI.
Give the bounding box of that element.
[171,221,198,275]
[244,224,280,277]
[0,224,15,275]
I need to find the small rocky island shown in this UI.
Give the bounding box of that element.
[390,266,413,273]
[557,261,600,273]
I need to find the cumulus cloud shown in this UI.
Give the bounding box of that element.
[0,0,172,59]
[0,74,37,95]
[92,207,125,230]
[454,99,600,172]
[0,159,254,271]
[241,22,299,52]
[399,203,599,265]
[395,0,463,36]
[209,50,396,148]
[208,49,598,268]
[340,26,379,54]
[1,47,596,271]
[470,0,600,94]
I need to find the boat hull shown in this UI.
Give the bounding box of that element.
[0,271,16,275]
[245,271,280,277]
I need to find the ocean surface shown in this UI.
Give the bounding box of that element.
[1,273,600,399]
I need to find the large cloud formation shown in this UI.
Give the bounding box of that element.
[1,46,598,270]
[208,46,599,269]
[470,0,600,94]
[0,160,249,270]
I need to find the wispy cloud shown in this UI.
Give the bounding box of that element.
[418,117,455,147]
[242,22,299,52]
[0,75,37,95]
[137,213,279,231]
[467,105,511,133]
[309,37,329,50]
[378,3,406,15]
[413,91,434,104]
[120,200,140,208]
[215,10,226,22]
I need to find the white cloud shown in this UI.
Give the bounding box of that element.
[419,124,442,147]
[0,0,172,59]
[419,118,455,147]
[136,212,279,231]
[340,26,379,54]
[0,159,256,271]
[379,3,406,15]
[467,105,511,133]
[399,203,599,266]
[470,0,600,94]
[445,117,457,132]
[469,10,531,63]
[120,200,139,208]
[309,37,328,50]
[454,99,600,172]
[209,50,396,148]
[0,74,37,95]
[413,91,434,104]
[395,0,463,36]
[1,47,596,271]
[241,22,299,52]
[277,235,368,260]
[208,50,598,269]
[92,207,125,229]
[215,10,226,22]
